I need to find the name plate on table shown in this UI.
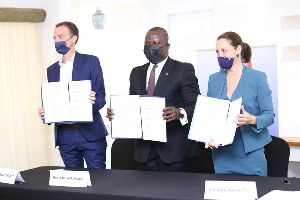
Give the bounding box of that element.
[0,168,25,184]
[49,170,92,187]
[204,180,258,200]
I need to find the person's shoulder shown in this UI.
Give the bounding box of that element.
[47,61,59,71]
[167,58,196,74]
[244,65,266,77]
[132,62,149,71]
[168,57,193,68]
[75,52,99,61]
[209,70,226,79]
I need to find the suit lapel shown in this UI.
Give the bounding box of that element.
[153,58,173,96]
[140,64,148,95]
[52,62,60,82]
[237,65,249,98]
[72,52,82,81]
[215,71,226,99]
[215,66,249,99]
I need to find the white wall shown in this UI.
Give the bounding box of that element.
[68,0,300,175]
[0,0,40,8]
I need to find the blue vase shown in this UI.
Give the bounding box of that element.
[92,8,106,29]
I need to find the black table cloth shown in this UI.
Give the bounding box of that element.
[0,166,299,200]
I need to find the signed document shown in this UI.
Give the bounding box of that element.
[41,80,92,124]
[140,96,166,142]
[188,95,242,146]
[110,95,166,142]
[110,95,143,139]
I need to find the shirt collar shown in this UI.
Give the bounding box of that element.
[149,56,168,69]
[59,52,76,66]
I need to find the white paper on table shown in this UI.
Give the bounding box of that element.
[110,95,143,139]
[41,80,92,124]
[49,169,91,187]
[204,180,258,200]
[259,190,300,200]
[42,81,70,123]
[69,80,93,122]
[188,95,242,146]
[140,96,166,143]
[0,168,25,184]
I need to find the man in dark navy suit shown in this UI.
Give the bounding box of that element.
[107,27,200,172]
[39,21,107,169]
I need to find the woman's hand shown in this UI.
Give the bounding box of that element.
[205,139,219,149]
[235,105,256,127]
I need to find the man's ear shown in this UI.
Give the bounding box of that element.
[166,43,170,50]
[72,35,78,44]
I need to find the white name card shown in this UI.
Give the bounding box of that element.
[49,170,92,187]
[0,168,25,184]
[259,190,300,200]
[204,180,258,200]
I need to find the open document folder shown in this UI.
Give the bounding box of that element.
[110,95,167,142]
[188,95,242,146]
[41,80,93,124]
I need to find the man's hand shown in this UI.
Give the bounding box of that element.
[89,91,96,104]
[106,108,115,120]
[162,106,181,122]
[38,108,45,120]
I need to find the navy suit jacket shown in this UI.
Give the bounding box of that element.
[130,57,200,163]
[47,52,108,146]
[207,65,274,153]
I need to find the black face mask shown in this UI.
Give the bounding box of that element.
[144,44,166,64]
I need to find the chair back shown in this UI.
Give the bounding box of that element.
[265,136,290,177]
[111,139,139,170]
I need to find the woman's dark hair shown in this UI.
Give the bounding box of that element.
[217,31,251,63]
[56,21,79,44]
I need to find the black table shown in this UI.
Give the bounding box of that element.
[0,166,299,200]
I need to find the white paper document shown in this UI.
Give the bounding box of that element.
[140,96,167,142]
[0,168,25,184]
[110,95,143,139]
[204,180,258,200]
[188,95,242,146]
[41,80,93,124]
[49,169,92,187]
[110,95,166,142]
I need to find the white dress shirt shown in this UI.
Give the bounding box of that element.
[59,53,75,82]
[146,57,188,126]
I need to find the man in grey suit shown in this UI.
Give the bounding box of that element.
[107,27,200,172]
